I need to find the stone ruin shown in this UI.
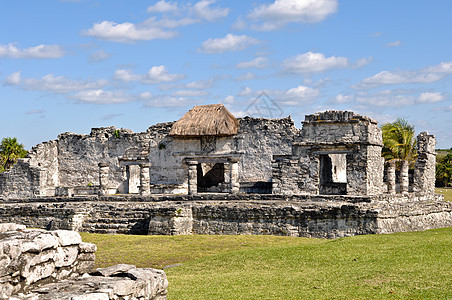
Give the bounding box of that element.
[0,105,451,238]
[0,223,168,299]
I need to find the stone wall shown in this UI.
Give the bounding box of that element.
[1,116,297,198]
[272,111,384,196]
[413,132,436,194]
[0,223,96,298]
[1,194,450,239]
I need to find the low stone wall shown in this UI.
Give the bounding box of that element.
[0,223,96,298]
[0,194,450,239]
[0,224,168,300]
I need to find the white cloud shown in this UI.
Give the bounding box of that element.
[147,0,179,13]
[424,61,452,74]
[113,69,141,82]
[418,92,444,103]
[240,85,319,106]
[282,52,350,73]
[386,40,401,47]
[171,90,209,97]
[355,60,452,89]
[20,74,109,94]
[355,71,443,89]
[339,90,445,107]
[81,20,177,43]
[231,16,247,31]
[279,85,319,105]
[145,65,185,83]
[199,33,260,54]
[142,94,195,108]
[235,72,258,81]
[239,86,254,97]
[191,0,229,22]
[85,1,228,43]
[114,66,185,84]
[158,77,220,90]
[0,43,64,59]
[334,94,353,104]
[248,0,338,30]
[71,90,134,104]
[222,95,235,104]
[3,71,21,86]
[89,50,111,62]
[236,57,269,69]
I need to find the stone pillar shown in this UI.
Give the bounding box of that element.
[187,160,198,195]
[139,162,150,196]
[387,161,396,194]
[400,160,409,194]
[229,158,240,194]
[98,162,109,196]
[413,132,436,194]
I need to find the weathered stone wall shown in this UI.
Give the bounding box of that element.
[1,116,297,197]
[0,159,47,198]
[1,194,450,239]
[273,111,384,196]
[148,117,298,193]
[57,126,154,191]
[237,117,298,183]
[0,223,96,298]
[413,132,436,194]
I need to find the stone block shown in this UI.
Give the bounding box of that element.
[52,230,82,247]
[54,246,79,268]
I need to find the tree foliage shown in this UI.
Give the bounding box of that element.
[381,118,417,164]
[0,137,28,172]
[436,152,452,187]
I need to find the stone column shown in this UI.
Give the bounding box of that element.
[400,160,409,194]
[229,158,240,194]
[387,160,396,194]
[139,162,150,196]
[187,160,198,195]
[413,132,436,194]
[98,162,109,196]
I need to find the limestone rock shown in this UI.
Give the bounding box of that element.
[52,230,82,246]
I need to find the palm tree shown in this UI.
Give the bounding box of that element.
[381,118,417,164]
[0,137,28,172]
[381,118,417,193]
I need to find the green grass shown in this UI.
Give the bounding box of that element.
[81,228,452,299]
[436,187,452,201]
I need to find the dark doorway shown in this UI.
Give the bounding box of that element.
[319,154,347,195]
[197,163,226,192]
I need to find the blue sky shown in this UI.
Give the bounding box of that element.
[1,0,452,149]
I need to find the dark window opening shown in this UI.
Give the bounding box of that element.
[197,163,226,192]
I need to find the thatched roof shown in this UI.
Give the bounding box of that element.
[169,104,238,137]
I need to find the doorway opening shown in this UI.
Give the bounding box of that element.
[197,162,226,192]
[319,153,347,195]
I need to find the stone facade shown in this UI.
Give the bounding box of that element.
[0,116,297,198]
[0,224,168,299]
[272,111,385,196]
[0,194,450,239]
[0,108,449,239]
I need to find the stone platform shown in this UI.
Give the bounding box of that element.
[1,193,451,239]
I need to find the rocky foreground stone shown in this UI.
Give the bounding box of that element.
[0,223,168,300]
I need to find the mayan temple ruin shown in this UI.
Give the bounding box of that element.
[0,104,451,238]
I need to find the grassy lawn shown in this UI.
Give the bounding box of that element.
[436,187,452,201]
[81,227,452,299]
